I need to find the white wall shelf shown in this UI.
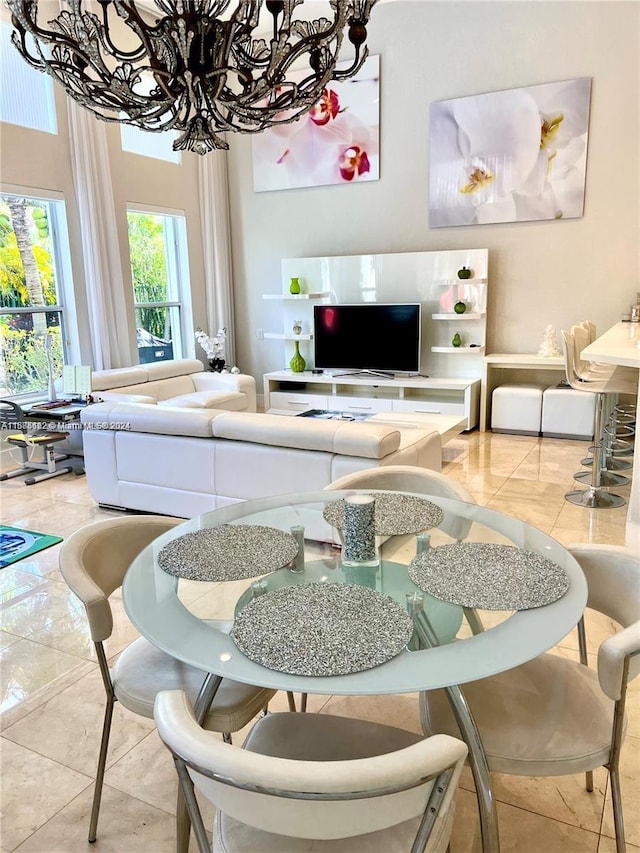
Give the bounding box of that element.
[431,313,485,321]
[433,277,488,286]
[431,346,485,354]
[264,333,313,341]
[262,292,330,301]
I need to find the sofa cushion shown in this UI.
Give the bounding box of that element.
[158,391,247,410]
[211,412,401,459]
[94,392,157,405]
[142,359,203,381]
[81,402,222,438]
[140,376,196,401]
[91,367,148,392]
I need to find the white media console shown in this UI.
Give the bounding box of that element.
[263,370,481,431]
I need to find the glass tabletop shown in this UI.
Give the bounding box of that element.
[122,490,588,695]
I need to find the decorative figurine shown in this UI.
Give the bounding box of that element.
[457,266,472,279]
[451,332,462,348]
[537,325,562,357]
[292,320,303,335]
[454,300,467,314]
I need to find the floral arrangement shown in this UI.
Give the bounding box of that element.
[195,328,227,370]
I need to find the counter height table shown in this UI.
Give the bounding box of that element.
[582,321,640,548]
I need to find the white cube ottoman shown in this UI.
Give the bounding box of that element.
[542,383,596,440]
[491,384,544,436]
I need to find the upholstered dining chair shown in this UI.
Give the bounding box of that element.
[155,689,468,853]
[420,544,640,853]
[59,516,276,843]
[325,464,477,543]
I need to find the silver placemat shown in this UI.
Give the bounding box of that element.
[408,542,569,610]
[323,493,444,535]
[232,582,414,676]
[158,525,298,581]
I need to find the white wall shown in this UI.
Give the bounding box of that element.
[227,1,639,381]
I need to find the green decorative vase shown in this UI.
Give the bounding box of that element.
[454,300,467,314]
[289,340,306,373]
[451,332,462,348]
[289,276,301,295]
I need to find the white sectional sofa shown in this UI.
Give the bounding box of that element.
[90,359,257,412]
[81,402,442,519]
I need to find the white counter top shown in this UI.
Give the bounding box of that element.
[581,321,640,369]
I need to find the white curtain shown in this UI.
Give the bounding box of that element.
[198,150,236,366]
[67,102,132,369]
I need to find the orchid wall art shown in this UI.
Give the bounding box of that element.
[252,55,380,192]
[429,77,592,227]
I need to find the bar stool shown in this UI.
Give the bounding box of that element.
[560,329,636,509]
[569,326,634,481]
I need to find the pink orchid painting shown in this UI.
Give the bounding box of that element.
[252,55,380,192]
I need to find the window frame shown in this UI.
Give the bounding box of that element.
[0,186,79,398]
[126,204,194,364]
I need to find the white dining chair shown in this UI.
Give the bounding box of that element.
[420,544,640,853]
[325,464,477,543]
[59,516,277,843]
[155,689,468,853]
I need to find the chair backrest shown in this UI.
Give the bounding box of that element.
[325,465,476,542]
[59,515,181,642]
[570,324,595,380]
[568,544,640,700]
[0,400,27,431]
[581,320,597,343]
[560,328,586,392]
[155,690,467,846]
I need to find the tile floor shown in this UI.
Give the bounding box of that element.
[0,431,638,852]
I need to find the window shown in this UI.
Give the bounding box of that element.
[126,208,193,364]
[0,192,73,395]
[0,21,57,134]
[120,123,181,164]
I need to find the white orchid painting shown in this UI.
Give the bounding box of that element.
[252,55,379,192]
[429,77,592,227]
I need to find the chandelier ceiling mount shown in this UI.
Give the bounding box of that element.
[7,1,379,155]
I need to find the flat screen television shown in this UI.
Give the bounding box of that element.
[313,303,421,375]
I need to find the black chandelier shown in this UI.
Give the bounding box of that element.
[6,1,378,155]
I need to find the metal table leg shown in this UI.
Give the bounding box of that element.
[414,611,500,853]
[176,674,223,853]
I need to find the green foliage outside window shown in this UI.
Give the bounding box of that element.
[127,212,170,341]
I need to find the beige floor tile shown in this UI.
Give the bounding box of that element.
[0,568,48,603]
[320,692,423,734]
[600,734,640,847]
[598,835,640,851]
[6,502,102,538]
[0,491,56,523]
[6,542,65,578]
[0,580,84,639]
[495,477,575,502]
[12,783,178,853]
[0,737,92,851]
[484,495,562,533]
[0,637,87,716]
[550,526,629,547]
[449,786,600,852]
[3,667,155,777]
[0,630,21,651]
[440,463,509,497]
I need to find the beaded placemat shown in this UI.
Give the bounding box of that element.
[408,542,569,610]
[232,582,414,676]
[157,525,298,581]
[323,493,444,535]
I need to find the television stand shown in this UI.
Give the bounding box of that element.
[263,370,480,431]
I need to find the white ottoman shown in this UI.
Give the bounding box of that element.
[542,383,596,440]
[491,384,544,436]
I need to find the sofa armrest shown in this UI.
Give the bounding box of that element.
[191,373,257,412]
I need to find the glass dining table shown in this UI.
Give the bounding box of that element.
[123,489,588,853]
